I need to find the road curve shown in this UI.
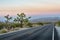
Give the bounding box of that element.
[0,24,59,40]
[0,25,49,40]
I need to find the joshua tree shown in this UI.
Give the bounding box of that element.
[4,14,12,30]
[14,18,18,23]
[14,13,31,28]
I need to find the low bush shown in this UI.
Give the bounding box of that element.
[0,29,7,33]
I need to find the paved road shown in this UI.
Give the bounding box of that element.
[0,24,59,40]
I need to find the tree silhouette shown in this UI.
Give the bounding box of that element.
[4,14,12,30]
[14,13,31,28]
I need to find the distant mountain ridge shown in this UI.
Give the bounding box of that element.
[0,16,60,22]
[31,17,60,23]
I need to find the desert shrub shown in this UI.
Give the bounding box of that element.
[10,23,21,28]
[37,22,43,25]
[0,24,3,29]
[27,23,33,27]
[14,23,20,27]
[10,24,16,28]
[0,29,7,33]
[0,23,8,30]
[57,21,60,26]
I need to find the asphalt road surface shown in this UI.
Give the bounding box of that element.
[0,24,59,40]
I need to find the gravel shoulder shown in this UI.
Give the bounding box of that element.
[0,28,29,35]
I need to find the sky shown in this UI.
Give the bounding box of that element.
[0,0,60,20]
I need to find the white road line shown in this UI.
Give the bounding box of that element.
[52,27,54,40]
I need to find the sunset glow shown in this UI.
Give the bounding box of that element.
[0,0,60,16]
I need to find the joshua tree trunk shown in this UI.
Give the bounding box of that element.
[20,20,23,28]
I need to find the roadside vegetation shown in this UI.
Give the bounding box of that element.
[56,21,60,27]
[0,13,44,34]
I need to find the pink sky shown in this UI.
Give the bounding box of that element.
[0,0,60,16]
[0,5,60,16]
